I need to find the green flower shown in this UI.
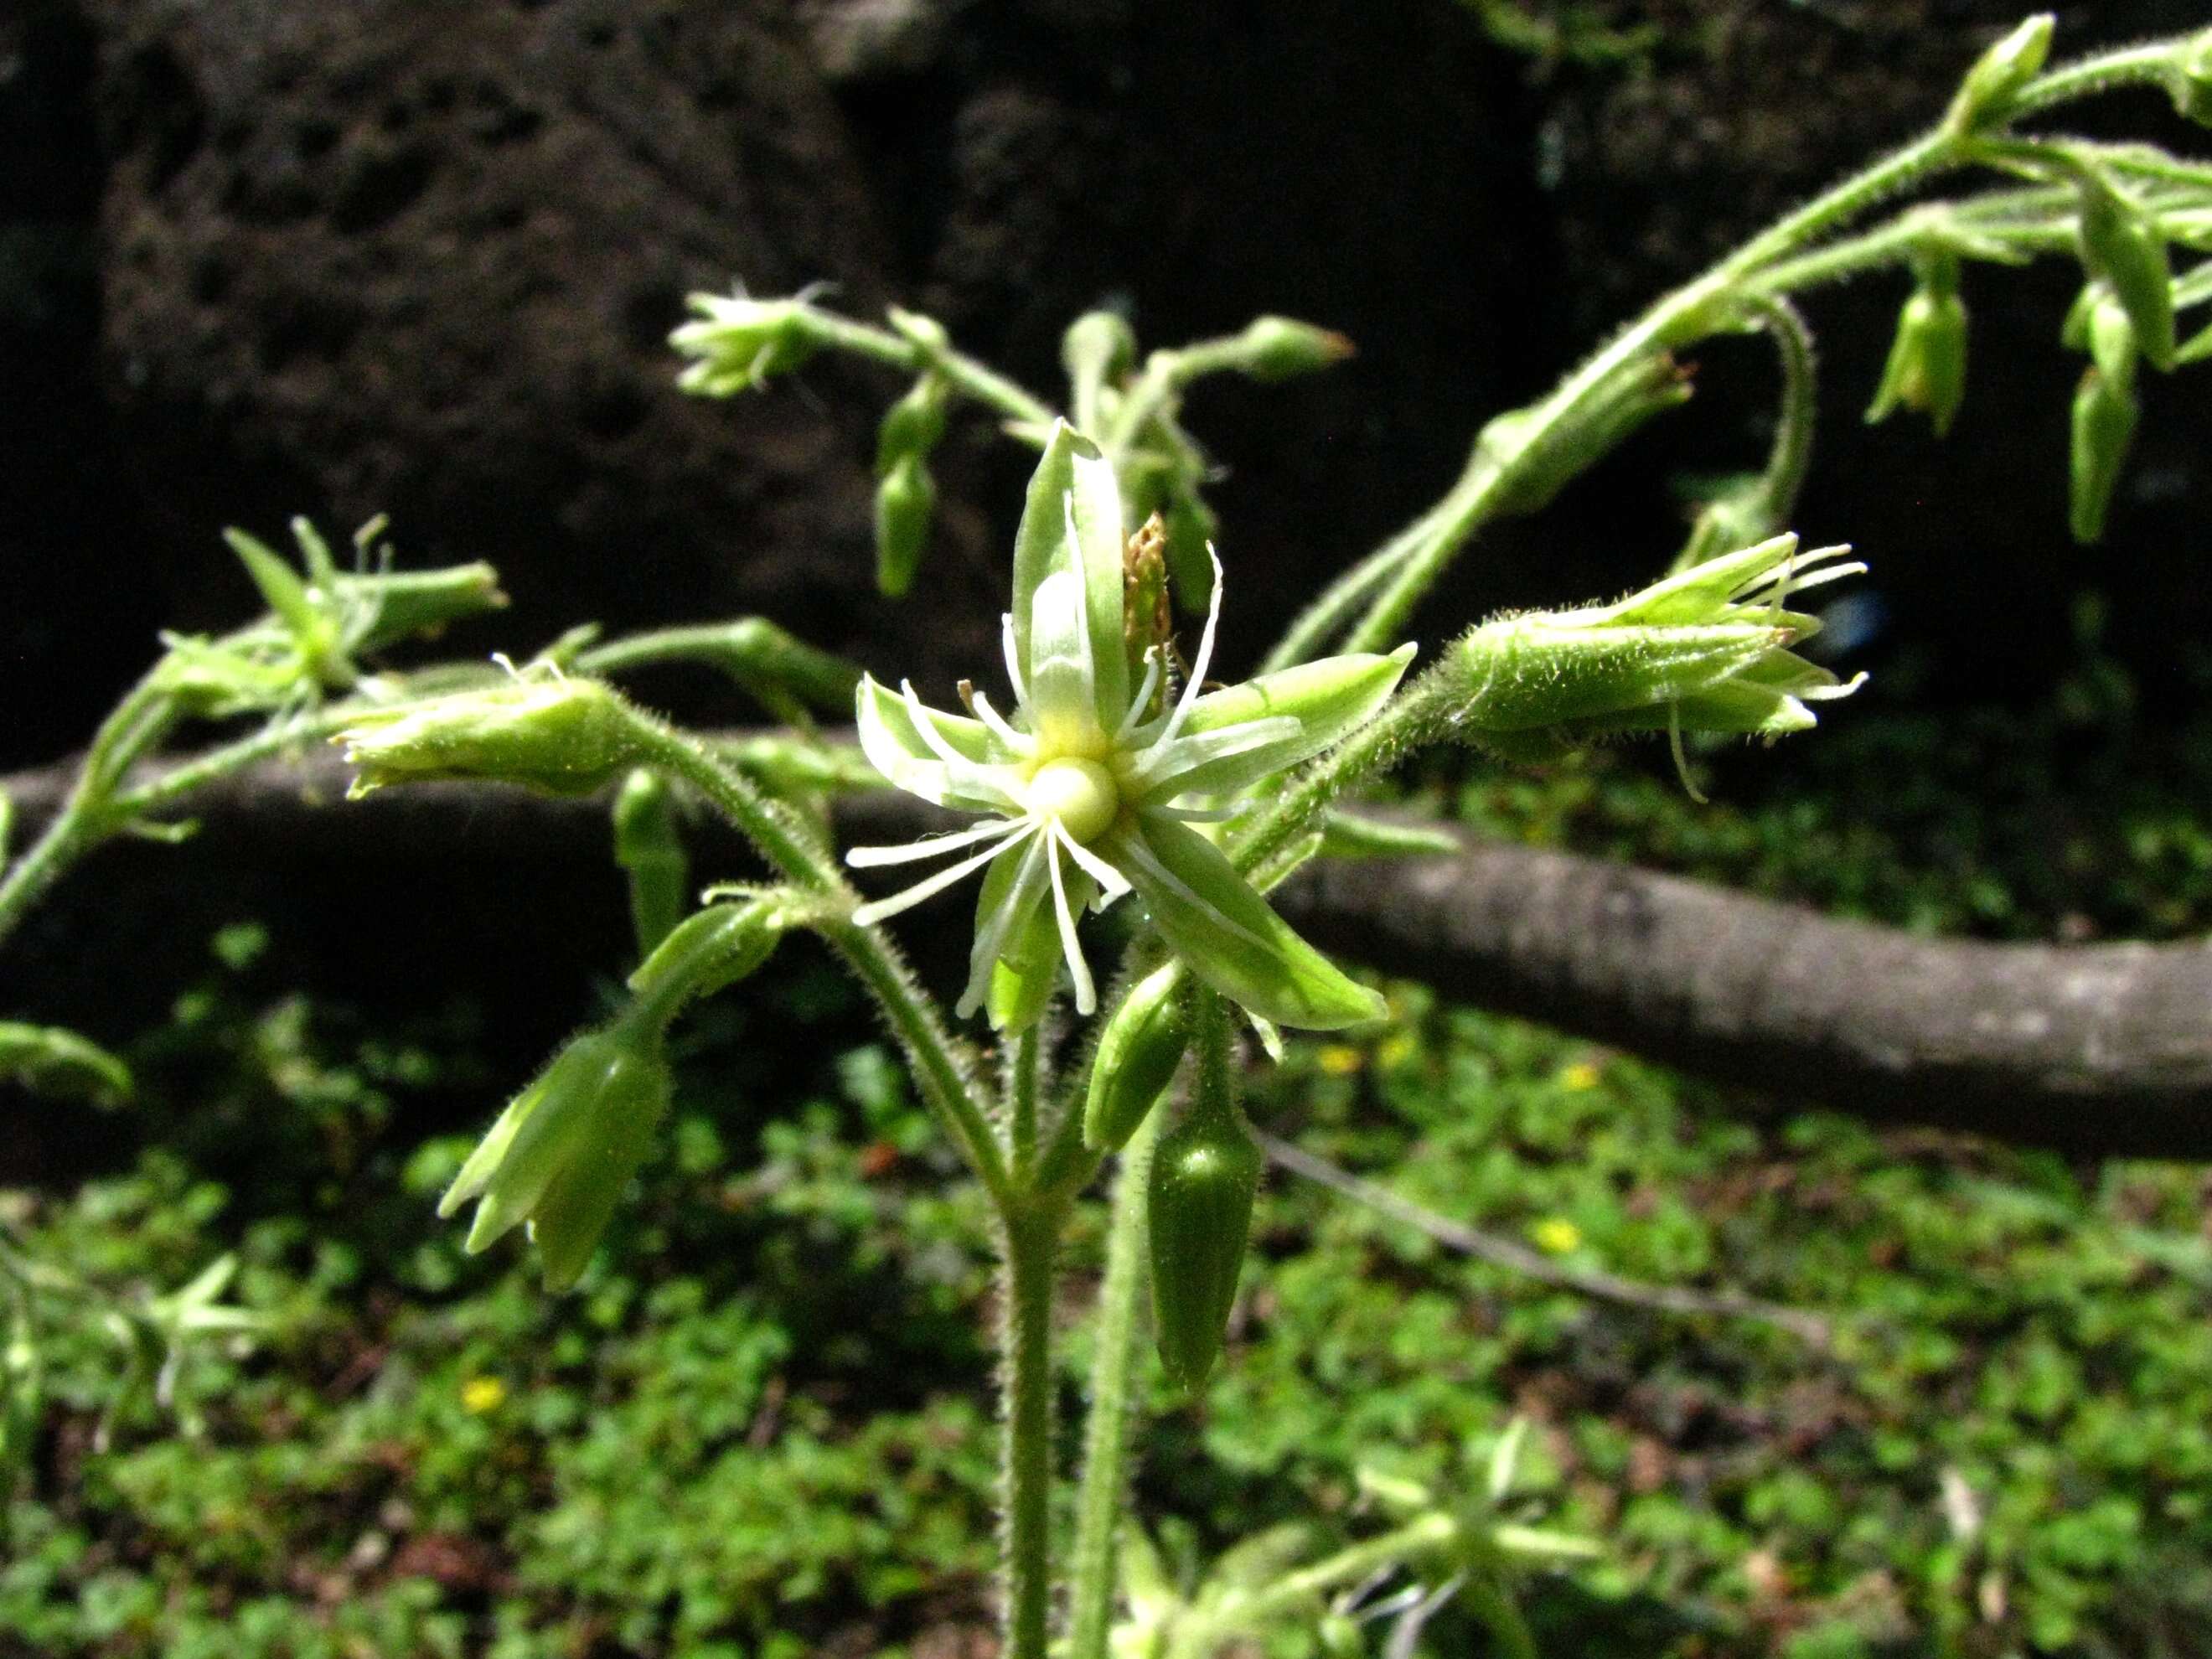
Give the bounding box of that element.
[848,423,1410,1031]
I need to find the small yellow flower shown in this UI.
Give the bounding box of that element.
[461,1376,508,1414]
[1315,1044,1365,1078]
[1557,1061,1601,1093]
[1531,1218,1583,1255]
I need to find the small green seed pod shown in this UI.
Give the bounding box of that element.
[1148,1066,1263,1391]
[874,454,938,599]
[1084,962,1189,1152]
[2077,173,2177,373]
[2070,364,2137,545]
[1227,315,1355,382]
[1865,282,1968,437]
[876,374,950,473]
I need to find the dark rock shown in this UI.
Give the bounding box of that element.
[81,0,909,745]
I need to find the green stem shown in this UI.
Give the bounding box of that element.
[801,307,1058,433]
[1065,1105,1165,1659]
[1009,1026,1044,1177]
[619,713,1013,1207]
[2009,40,2188,120]
[1744,292,1818,530]
[999,1202,1062,1659]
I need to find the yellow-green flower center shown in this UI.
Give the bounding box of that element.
[1026,757,1119,844]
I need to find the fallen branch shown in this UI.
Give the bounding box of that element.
[1253,1130,1834,1344]
[6,739,2209,1159]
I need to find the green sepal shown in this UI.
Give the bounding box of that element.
[223,528,351,688]
[1865,283,1968,437]
[1148,1088,1263,1391]
[853,674,1001,812]
[441,1027,671,1289]
[1158,645,1415,799]
[627,897,783,1021]
[0,1021,133,1107]
[2070,364,2137,544]
[1109,815,1385,1031]
[336,678,640,798]
[1009,422,1129,733]
[2076,172,2177,373]
[1458,619,1784,732]
[1083,961,1189,1151]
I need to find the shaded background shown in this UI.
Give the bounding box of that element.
[8,0,2211,760]
[3,0,2209,1056]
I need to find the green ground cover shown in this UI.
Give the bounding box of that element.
[5,666,2209,1659]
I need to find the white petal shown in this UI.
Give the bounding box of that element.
[852,823,1036,926]
[1153,545,1224,750]
[1053,825,1133,902]
[846,817,1026,868]
[1046,827,1096,1016]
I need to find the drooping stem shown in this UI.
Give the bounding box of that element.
[999,1202,1062,1659]
[1065,1104,1165,1659]
[797,305,1058,433]
[618,712,1013,1207]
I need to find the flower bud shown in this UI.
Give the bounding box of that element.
[1865,277,1968,437]
[341,561,509,654]
[876,374,950,473]
[2070,364,2137,545]
[874,453,938,598]
[1062,310,1138,395]
[2076,172,2176,372]
[1148,1090,1263,1391]
[1453,535,1866,747]
[336,676,639,798]
[1227,315,1355,382]
[439,1026,672,1289]
[1084,962,1189,1152]
[670,291,820,395]
[628,897,783,1018]
[612,769,687,959]
[1943,14,2053,135]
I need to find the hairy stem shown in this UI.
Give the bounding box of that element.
[620,713,1013,1206]
[1065,1105,1165,1659]
[999,1202,1062,1659]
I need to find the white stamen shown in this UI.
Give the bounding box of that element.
[1114,647,1163,742]
[853,822,1037,925]
[959,833,1051,1017]
[1000,612,1028,708]
[1046,827,1096,1015]
[969,687,1032,754]
[1131,713,1301,793]
[1053,827,1133,902]
[900,680,970,767]
[847,817,1028,867]
[1154,546,1225,751]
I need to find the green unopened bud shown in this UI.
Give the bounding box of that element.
[2167,28,2212,126]
[2077,172,2177,372]
[2070,364,2137,544]
[439,1026,672,1289]
[336,676,638,798]
[874,453,938,598]
[1866,277,1968,437]
[1454,535,1866,747]
[628,897,783,1021]
[1084,961,1189,1152]
[1227,315,1355,382]
[876,375,950,473]
[670,290,821,395]
[1063,310,1138,398]
[612,769,687,959]
[1943,14,2053,135]
[2085,290,2140,389]
[1148,1085,1262,1392]
[886,305,950,355]
[340,561,509,654]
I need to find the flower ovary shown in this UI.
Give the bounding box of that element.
[1026,757,1119,843]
